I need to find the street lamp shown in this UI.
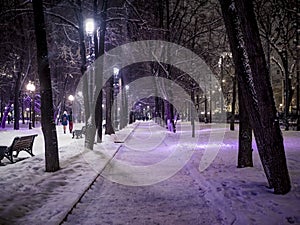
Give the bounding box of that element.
[85,18,95,35]
[68,94,75,102]
[113,67,119,77]
[68,94,75,113]
[26,81,35,129]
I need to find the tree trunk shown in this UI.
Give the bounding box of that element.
[191,90,195,137]
[0,92,3,123]
[13,69,21,130]
[96,90,103,142]
[105,77,115,135]
[297,0,300,131]
[32,0,59,172]
[119,76,128,130]
[161,98,165,127]
[95,0,108,143]
[204,94,208,123]
[163,0,175,132]
[237,82,253,168]
[282,51,291,131]
[1,104,10,128]
[124,86,129,126]
[219,0,291,194]
[119,86,124,130]
[32,94,36,128]
[155,96,160,123]
[230,75,236,131]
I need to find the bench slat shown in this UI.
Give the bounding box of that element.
[0,134,38,164]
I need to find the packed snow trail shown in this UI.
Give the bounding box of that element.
[62,121,225,225]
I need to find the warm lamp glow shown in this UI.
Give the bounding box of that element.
[113,67,119,76]
[68,95,75,101]
[26,81,36,92]
[85,18,95,34]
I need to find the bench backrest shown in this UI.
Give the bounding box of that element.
[82,126,86,133]
[10,134,38,152]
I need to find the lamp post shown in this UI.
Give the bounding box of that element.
[282,48,290,131]
[68,94,75,132]
[296,3,300,130]
[32,89,36,128]
[26,81,36,129]
[276,41,291,131]
[85,18,95,63]
[85,18,96,102]
[125,84,129,126]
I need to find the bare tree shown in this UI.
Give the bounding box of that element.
[219,0,291,194]
[32,0,59,172]
[255,0,298,130]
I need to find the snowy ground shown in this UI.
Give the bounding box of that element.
[0,121,299,225]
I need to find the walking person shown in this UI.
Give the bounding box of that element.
[68,110,73,133]
[61,111,68,134]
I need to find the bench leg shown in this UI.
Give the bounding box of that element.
[4,152,14,163]
[26,150,35,157]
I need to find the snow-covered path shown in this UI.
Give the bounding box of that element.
[63,122,221,224]
[63,122,300,225]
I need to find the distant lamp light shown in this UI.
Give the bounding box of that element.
[113,67,119,76]
[26,81,36,92]
[68,95,75,102]
[26,81,35,129]
[85,18,95,35]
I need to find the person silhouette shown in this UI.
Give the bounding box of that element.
[61,111,68,134]
[68,111,73,133]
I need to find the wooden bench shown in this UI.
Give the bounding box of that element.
[72,126,86,139]
[0,134,38,163]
